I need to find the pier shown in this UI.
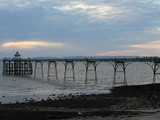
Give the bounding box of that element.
[3,52,160,87]
[3,52,32,76]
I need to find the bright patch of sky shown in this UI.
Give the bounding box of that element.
[0,0,160,57]
[2,41,64,49]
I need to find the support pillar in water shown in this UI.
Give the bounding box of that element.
[85,60,98,85]
[152,61,160,83]
[47,61,58,81]
[34,61,44,78]
[63,61,76,82]
[112,61,127,87]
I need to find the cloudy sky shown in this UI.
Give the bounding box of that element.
[0,0,160,58]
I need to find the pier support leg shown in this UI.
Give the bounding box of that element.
[47,62,50,81]
[85,61,98,85]
[9,61,11,75]
[153,69,156,83]
[112,61,127,87]
[3,60,6,75]
[64,63,67,82]
[34,62,37,78]
[85,65,88,84]
[41,62,44,78]
[63,61,76,82]
[72,63,75,82]
[30,61,33,75]
[94,63,98,84]
[113,66,116,86]
[152,61,160,83]
[47,61,58,81]
[34,61,44,78]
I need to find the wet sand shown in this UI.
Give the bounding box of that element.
[1,83,160,119]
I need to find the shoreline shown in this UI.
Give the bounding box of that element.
[1,83,160,119]
[0,89,110,104]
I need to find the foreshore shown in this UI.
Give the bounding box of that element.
[1,83,160,119]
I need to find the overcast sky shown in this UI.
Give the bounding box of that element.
[0,0,160,58]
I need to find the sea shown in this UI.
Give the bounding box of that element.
[0,61,157,104]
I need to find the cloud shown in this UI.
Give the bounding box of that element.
[98,50,140,56]
[0,0,160,57]
[144,27,160,35]
[131,41,160,49]
[98,40,160,56]
[153,0,160,5]
[0,0,30,8]
[98,48,160,56]
[54,1,128,21]
[0,0,140,23]
[1,41,65,49]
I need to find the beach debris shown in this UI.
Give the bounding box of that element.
[78,112,82,115]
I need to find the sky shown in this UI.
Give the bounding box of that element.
[0,0,160,58]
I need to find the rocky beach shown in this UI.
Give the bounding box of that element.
[1,83,160,119]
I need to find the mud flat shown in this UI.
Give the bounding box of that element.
[1,83,160,119]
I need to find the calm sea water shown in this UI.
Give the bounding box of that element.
[0,61,158,103]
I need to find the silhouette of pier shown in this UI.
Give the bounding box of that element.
[3,52,160,87]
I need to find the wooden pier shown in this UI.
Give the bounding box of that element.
[3,52,160,87]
